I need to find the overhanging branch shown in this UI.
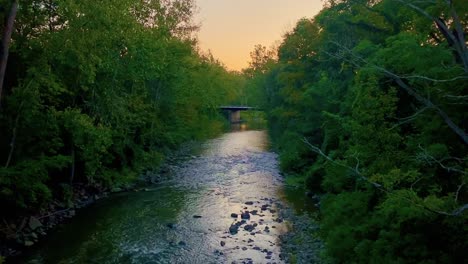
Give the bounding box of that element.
[303,137,468,217]
[327,42,468,145]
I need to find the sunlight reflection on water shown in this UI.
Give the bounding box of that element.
[23,130,290,264]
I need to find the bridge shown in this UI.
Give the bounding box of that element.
[219,106,259,123]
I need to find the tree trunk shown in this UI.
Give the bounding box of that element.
[70,143,75,184]
[5,100,22,168]
[0,0,19,108]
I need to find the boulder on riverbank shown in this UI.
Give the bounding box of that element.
[28,217,42,231]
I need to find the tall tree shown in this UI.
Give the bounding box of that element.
[0,0,18,107]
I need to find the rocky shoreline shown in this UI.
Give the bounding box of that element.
[279,206,325,263]
[0,142,199,261]
[1,139,326,263]
[0,184,116,259]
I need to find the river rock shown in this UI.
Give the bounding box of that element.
[244,225,255,232]
[178,241,186,246]
[229,224,239,235]
[231,213,238,218]
[111,187,122,193]
[241,212,250,219]
[69,209,76,217]
[29,216,42,230]
[245,201,254,205]
[220,241,226,247]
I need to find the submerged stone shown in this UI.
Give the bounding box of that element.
[241,212,250,219]
[229,224,239,235]
[244,224,255,232]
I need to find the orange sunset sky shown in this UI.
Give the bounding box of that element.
[195,0,324,71]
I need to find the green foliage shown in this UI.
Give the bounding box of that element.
[0,0,242,216]
[0,155,69,210]
[247,0,468,262]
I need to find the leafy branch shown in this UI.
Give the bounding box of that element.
[302,137,468,217]
[326,41,468,145]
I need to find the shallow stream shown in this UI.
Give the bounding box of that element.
[21,129,317,264]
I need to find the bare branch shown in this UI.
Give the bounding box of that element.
[444,94,468,100]
[416,145,467,175]
[455,183,465,203]
[327,41,468,145]
[399,74,468,83]
[303,137,468,216]
[302,137,382,188]
[388,106,431,130]
[410,177,423,191]
[393,0,468,72]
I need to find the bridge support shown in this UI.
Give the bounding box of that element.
[229,110,241,123]
[219,106,258,124]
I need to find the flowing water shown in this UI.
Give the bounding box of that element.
[20,129,315,264]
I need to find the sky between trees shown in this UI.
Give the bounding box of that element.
[195,0,323,71]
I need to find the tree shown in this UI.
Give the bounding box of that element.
[0,0,243,221]
[255,0,467,262]
[0,0,18,107]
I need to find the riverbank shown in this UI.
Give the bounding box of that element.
[0,139,203,261]
[0,180,159,259]
[5,129,326,263]
[278,182,325,264]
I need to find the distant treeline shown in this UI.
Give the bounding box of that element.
[0,0,244,217]
[244,0,467,262]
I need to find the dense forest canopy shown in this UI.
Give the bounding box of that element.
[0,0,244,216]
[243,0,467,262]
[0,0,467,263]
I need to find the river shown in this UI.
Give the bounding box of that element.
[20,129,318,264]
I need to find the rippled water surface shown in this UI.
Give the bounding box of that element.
[23,130,296,264]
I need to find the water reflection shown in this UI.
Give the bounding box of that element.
[22,130,289,264]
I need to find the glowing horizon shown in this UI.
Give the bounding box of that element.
[194,0,323,71]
